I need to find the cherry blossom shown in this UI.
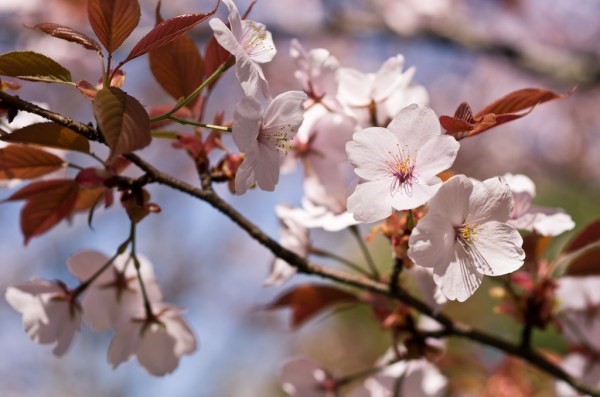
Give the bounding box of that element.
[503,173,575,236]
[264,205,309,286]
[556,276,600,351]
[67,250,163,331]
[209,0,276,99]
[556,353,600,397]
[408,175,525,302]
[290,39,340,108]
[337,55,429,127]
[108,305,196,376]
[233,91,307,194]
[5,278,80,356]
[279,357,336,397]
[350,347,447,397]
[346,104,459,223]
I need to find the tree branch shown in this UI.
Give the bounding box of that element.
[0,91,598,396]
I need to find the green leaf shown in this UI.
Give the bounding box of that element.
[3,122,90,153]
[93,87,151,160]
[0,145,65,179]
[88,0,140,54]
[34,23,102,52]
[0,51,72,83]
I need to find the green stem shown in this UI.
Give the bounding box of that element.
[310,247,373,278]
[167,117,232,131]
[350,225,380,280]
[130,222,154,319]
[151,130,180,140]
[150,62,230,124]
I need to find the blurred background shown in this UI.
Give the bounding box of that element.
[0,0,599,396]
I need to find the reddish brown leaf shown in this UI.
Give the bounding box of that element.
[204,36,231,90]
[0,51,72,83]
[0,145,65,179]
[93,87,151,160]
[88,0,140,54]
[267,284,358,328]
[5,179,79,244]
[440,88,571,140]
[564,245,600,277]
[563,218,600,253]
[475,88,571,119]
[121,188,159,223]
[3,122,90,153]
[34,23,101,52]
[124,6,218,64]
[73,186,106,212]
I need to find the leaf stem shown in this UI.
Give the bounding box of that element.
[310,246,373,278]
[129,221,154,319]
[350,225,380,280]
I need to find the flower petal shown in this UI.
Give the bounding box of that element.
[347,180,394,223]
[387,104,441,151]
[469,177,513,222]
[346,127,397,181]
[414,134,459,180]
[408,213,456,270]
[233,96,262,152]
[433,248,483,302]
[471,221,524,276]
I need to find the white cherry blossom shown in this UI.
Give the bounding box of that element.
[67,250,163,331]
[264,205,309,286]
[503,173,575,236]
[209,0,276,98]
[408,175,525,302]
[5,278,80,356]
[346,104,459,223]
[233,91,307,194]
[108,305,196,376]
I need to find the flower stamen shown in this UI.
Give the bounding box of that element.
[386,144,416,196]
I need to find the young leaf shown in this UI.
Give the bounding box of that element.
[563,218,600,253]
[93,87,151,160]
[561,218,600,276]
[76,80,97,100]
[123,6,218,64]
[0,51,72,83]
[0,145,65,179]
[34,23,102,52]
[88,0,140,54]
[148,6,204,107]
[3,122,90,153]
[266,284,358,328]
[440,88,571,140]
[4,179,79,244]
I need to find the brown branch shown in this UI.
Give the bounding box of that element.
[1,91,598,396]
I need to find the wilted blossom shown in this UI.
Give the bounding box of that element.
[5,278,80,356]
[503,173,575,236]
[337,55,429,127]
[108,304,196,376]
[408,175,525,302]
[67,250,163,331]
[346,105,459,223]
[233,91,307,194]
[264,205,309,286]
[209,0,276,98]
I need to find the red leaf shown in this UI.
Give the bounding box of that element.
[266,284,358,328]
[0,145,65,179]
[73,186,106,212]
[3,122,90,153]
[34,22,101,52]
[88,0,140,54]
[563,247,600,277]
[93,87,151,160]
[204,36,231,90]
[76,80,97,100]
[124,5,218,64]
[564,218,600,253]
[5,179,79,244]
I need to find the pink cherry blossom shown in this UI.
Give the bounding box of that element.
[108,305,196,376]
[503,173,575,236]
[408,175,525,302]
[209,0,276,99]
[346,104,459,223]
[67,250,163,331]
[5,278,80,356]
[264,205,309,286]
[233,91,307,195]
[556,353,600,397]
[290,39,340,108]
[337,55,429,127]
